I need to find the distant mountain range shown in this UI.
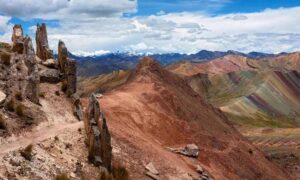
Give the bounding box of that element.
[72,50,287,77]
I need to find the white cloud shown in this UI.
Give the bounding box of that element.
[72,50,110,57]
[0,15,12,33]
[0,0,137,19]
[0,15,12,43]
[1,2,300,54]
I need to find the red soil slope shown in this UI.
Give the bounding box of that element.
[96,57,291,179]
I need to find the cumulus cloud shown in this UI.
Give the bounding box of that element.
[27,6,300,54]
[0,0,137,19]
[0,15,12,33]
[0,1,300,54]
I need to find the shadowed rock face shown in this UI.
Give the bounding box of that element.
[24,37,40,104]
[66,59,77,96]
[57,40,77,96]
[84,94,112,171]
[1,27,40,105]
[36,23,53,61]
[58,40,68,74]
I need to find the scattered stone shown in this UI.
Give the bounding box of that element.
[36,23,53,61]
[145,162,159,175]
[9,157,22,166]
[70,172,76,178]
[95,93,103,98]
[39,69,61,83]
[180,144,199,158]
[196,165,204,174]
[0,90,6,104]
[145,171,159,180]
[168,144,200,158]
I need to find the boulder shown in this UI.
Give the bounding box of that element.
[36,23,53,61]
[0,90,6,104]
[180,144,199,158]
[196,165,204,174]
[145,162,159,180]
[41,59,57,69]
[39,69,61,83]
[145,162,159,175]
[145,171,159,180]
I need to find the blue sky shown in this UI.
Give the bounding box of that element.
[136,0,300,15]
[0,0,300,55]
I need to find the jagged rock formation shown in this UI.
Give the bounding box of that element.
[1,29,40,105]
[58,40,68,74]
[84,94,112,171]
[11,25,24,54]
[57,40,77,96]
[71,94,83,121]
[66,59,77,95]
[36,23,53,61]
[24,37,40,104]
[12,25,23,43]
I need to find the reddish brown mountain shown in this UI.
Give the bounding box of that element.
[97,57,291,179]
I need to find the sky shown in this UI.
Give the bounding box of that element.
[0,0,300,55]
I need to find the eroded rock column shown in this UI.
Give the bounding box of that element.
[24,37,40,104]
[84,94,112,171]
[11,24,24,54]
[57,40,77,96]
[36,23,53,61]
[58,40,68,74]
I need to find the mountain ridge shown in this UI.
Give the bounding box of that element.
[74,50,290,77]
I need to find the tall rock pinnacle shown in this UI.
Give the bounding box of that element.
[36,23,53,61]
[84,94,112,171]
[11,24,24,54]
[57,40,77,96]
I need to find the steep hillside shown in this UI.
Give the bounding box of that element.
[168,53,300,177]
[97,57,291,179]
[187,70,300,128]
[78,70,131,96]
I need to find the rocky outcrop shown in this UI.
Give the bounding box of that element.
[66,59,77,95]
[11,25,24,54]
[39,69,61,83]
[84,94,112,171]
[24,37,40,104]
[57,40,77,96]
[36,23,53,61]
[12,25,23,43]
[71,94,83,121]
[58,40,68,73]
